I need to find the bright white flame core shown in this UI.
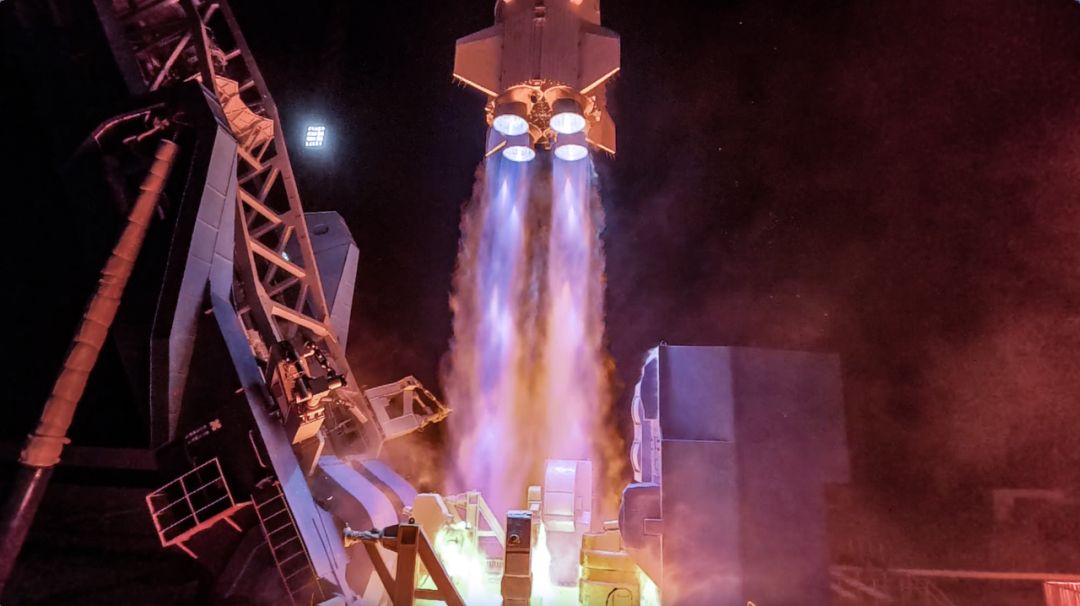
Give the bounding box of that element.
[550,111,587,135]
[424,526,499,605]
[531,524,580,603]
[554,143,589,162]
[422,523,578,605]
[532,525,553,591]
[640,570,662,606]
[503,145,536,162]
[493,114,530,136]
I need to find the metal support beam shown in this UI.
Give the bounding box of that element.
[345,524,465,606]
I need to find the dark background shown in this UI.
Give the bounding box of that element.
[3,0,1079,523]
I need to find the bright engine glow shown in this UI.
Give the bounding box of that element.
[551,98,587,135]
[550,111,586,135]
[554,143,588,161]
[503,144,536,162]
[554,131,589,161]
[502,133,535,162]
[493,114,530,136]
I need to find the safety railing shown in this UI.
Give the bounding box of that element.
[145,458,245,557]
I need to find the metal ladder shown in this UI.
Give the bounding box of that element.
[253,481,322,605]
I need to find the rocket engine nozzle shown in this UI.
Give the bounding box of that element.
[454,0,620,158]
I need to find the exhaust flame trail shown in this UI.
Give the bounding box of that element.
[445,151,623,518]
[445,156,534,515]
[538,155,620,479]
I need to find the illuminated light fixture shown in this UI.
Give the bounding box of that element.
[502,133,536,162]
[493,101,530,136]
[553,131,588,161]
[550,98,586,135]
[304,125,326,148]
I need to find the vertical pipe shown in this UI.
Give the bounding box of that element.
[0,139,179,594]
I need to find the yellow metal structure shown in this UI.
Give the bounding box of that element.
[579,528,641,606]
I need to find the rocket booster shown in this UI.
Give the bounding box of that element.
[454,0,620,161]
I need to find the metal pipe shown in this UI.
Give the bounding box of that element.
[832,565,1080,583]
[0,139,179,593]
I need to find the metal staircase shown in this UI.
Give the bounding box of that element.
[252,480,323,605]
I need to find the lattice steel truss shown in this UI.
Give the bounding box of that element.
[99,0,381,452]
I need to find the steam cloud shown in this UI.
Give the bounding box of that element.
[443,151,625,517]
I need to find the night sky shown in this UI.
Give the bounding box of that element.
[5,0,1080,505]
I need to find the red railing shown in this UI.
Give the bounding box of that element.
[145,458,248,558]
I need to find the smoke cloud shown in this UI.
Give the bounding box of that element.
[602,0,1080,498]
[443,150,625,517]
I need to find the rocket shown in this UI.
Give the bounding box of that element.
[454,0,620,162]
